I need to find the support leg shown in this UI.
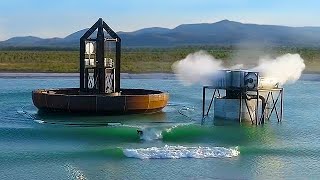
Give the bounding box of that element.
[280,89,284,122]
[256,90,259,125]
[202,87,206,118]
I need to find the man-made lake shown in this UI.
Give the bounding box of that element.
[0,74,319,179]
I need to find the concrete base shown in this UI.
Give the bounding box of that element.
[214,98,262,122]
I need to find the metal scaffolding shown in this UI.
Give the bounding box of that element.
[201,69,284,126]
[202,86,284,125]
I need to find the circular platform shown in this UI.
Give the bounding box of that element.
[32,88,169,114]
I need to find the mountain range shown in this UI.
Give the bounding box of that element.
[1,20,320,48]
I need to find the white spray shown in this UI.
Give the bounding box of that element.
[172,50,224,85]
[252,53,305,85]
[172,51,305,86]
[123,145,240,159]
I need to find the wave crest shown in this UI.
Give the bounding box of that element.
[123,145,239,159]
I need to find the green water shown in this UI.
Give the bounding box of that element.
[0,75,320,179]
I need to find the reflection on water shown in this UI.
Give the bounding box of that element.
[34,110,168,126]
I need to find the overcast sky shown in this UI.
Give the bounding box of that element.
[0,0,319,40]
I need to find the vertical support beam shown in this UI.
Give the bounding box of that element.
[256,73,259,125]
[85,68,88,90]
[96,18,105,93]
[115,39,121,92]
[280,89,284,122]
[239,90,242,123]
[202,87,206,118]
[79,39,85,91]
[256,90,259,125]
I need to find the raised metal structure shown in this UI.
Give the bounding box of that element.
[202,70,284,125]
[32,18,169,114]
[79,18,121,94]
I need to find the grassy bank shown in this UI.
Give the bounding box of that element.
[0,47,319,73]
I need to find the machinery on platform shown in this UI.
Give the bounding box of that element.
[202,70,284,125]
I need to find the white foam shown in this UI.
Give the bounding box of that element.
[139,128,163,141]
[106,122,123,126]
[164,123,188,133]
[123,145,239,159]
[139,123,192,141]
[33,119,45,124]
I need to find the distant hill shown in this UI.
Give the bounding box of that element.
[1,20,320,48]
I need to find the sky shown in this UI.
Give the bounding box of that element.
[0,0,319,41]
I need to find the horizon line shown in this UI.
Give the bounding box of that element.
[1,19,320,41]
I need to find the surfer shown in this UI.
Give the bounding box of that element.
[137,130,143,136]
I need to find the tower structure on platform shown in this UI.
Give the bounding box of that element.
[32,18,169,114]
[79,18,121,94]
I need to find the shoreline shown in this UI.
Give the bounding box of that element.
[0,72,176,79]
[0,72,320,81]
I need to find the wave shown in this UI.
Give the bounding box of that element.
[4,144,320,162]
[137,123,192,141]
[139,127,163,141]
[123,145,239,159]
[13,106,272,145]
[17,109,40,122]
[0,126,141,143]
[160,124,277,145]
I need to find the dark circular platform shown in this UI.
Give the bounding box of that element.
[32,88,169,114]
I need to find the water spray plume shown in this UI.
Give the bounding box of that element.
[173,51,305,86]
[172,50,224,85]
[252,53,305,85]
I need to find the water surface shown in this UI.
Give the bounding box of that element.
[0,74,319,179]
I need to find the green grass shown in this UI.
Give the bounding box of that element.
[0,51,78,72]
[0,47,319,73]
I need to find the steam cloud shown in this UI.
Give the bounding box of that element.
[172,51,305,86]
[252,54,305,85]
[172,50,224,85]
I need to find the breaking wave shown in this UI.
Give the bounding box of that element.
[138,123,192,141]
[139,128,163,141]
[123,145,239,159]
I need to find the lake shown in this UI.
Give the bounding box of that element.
[0,74,320,179]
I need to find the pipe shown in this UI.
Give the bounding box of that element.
[245,94,267,123]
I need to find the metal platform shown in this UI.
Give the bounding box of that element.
[33,88,169,114]
[201,70,284,125]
